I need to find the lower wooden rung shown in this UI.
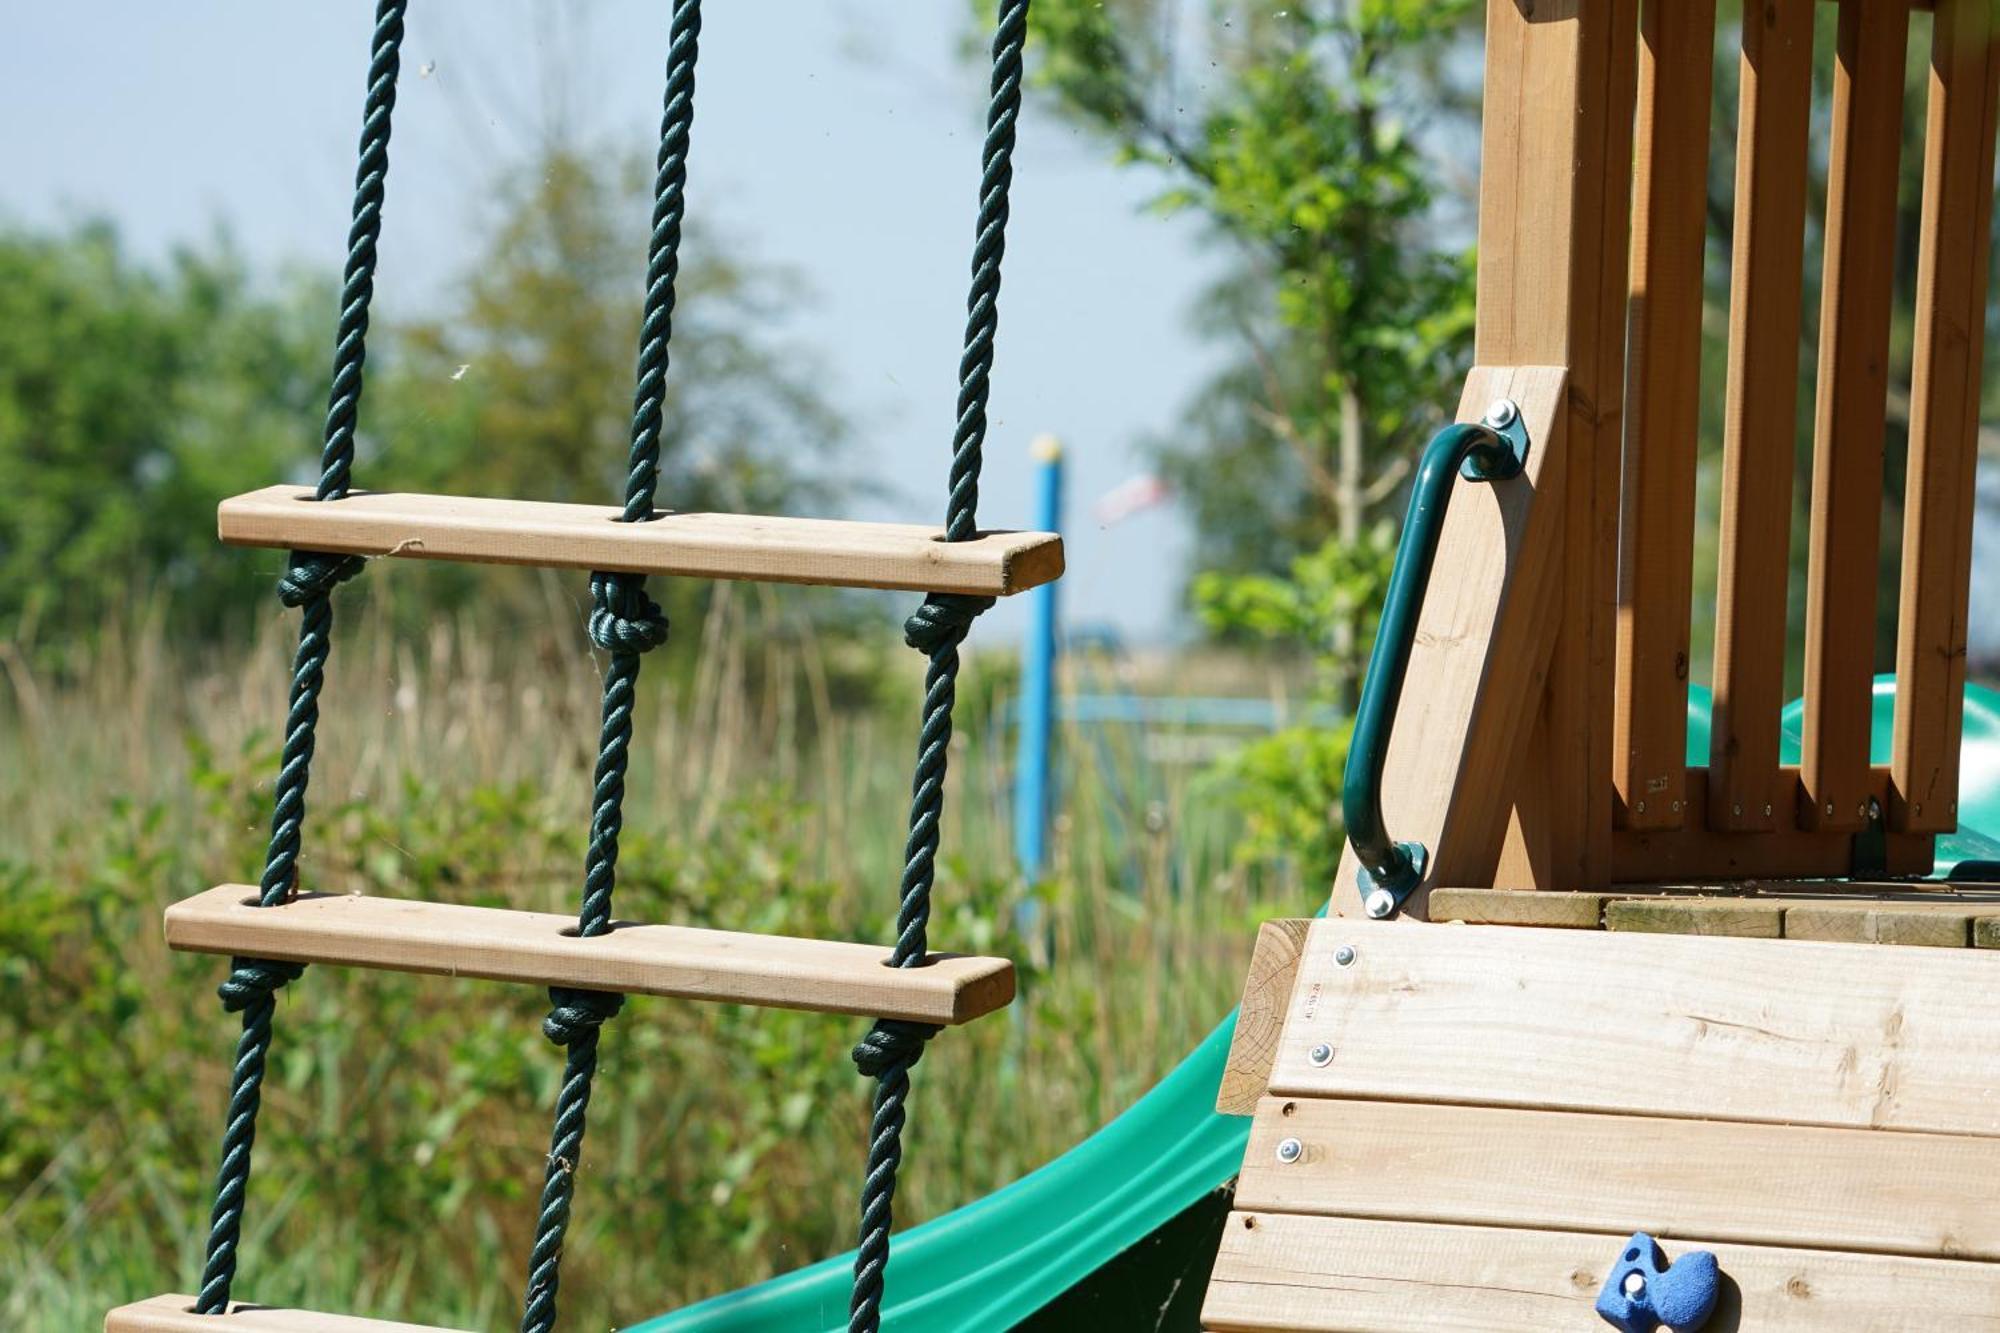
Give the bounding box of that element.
[166,885,1015,1025]
[107,1294,469,1332]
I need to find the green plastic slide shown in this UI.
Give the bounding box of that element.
[635,679,2000,1333]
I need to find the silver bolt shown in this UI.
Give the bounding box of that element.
[1276,1136,1303,1164]
[1825,802,1836,817]
[1364,888,1397,919]
[1334,945,1356,967]
[1482,398,1519,430]
[1622,1272,1647,1299]
[1915,802,1925,817]
[1636,799,1647,815]
[1732,803,1743,817]
[1764,803,1773,817]
[1308,1042,1334,1067]
[1671,799,1682,814]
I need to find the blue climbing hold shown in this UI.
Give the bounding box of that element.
[1595,1232,1721,1333]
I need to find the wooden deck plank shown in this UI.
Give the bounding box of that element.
[217,486,1064,596]
[1218,920,1313,1115]
[1800,0,1912,833]
[1478,0,1637,892]
[1428,888,1605,929]
[1203,1213,2000,1332]
[165,885,1014,1026]
[1614,0,1717,832]
[1329,367,1569,920]
[1786,902,1973,946]
[1710,0,1816,832]
[107,1296,467,1333]
[1235,1097,2000,1261]
[1603,896,1783,937]
[1892,0,2000,833]
[1266,918,2000,1134]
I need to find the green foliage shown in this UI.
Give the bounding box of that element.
[382,150,847,517]
[0,149,849,659]
[0,225,327,646]
[1191,530,1393,883]
[1026,0,1479,580]
[0,610,1296,1329]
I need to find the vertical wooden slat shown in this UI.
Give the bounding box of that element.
[1484,0,1638,893]
[1709,0,1817,831]
[1892,0,2000,833]
[1801,0,1912,833]
[1614,0,1716,831]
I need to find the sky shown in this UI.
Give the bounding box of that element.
[4,1,1221,644]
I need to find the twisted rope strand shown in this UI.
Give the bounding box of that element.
[193,2,404,1313]
[848,2,1030,1328]
[519,5,699,1329]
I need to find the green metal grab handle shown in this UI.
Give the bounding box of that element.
[1342,400,1532,919]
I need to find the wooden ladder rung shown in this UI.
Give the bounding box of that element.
[107,1295,469,1332]
[217,486,1063,597]
[166,886,1015,1025]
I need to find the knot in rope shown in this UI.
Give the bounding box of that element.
[850,1018,942,1078]
[903,593,994,655]
[542,986,626,1046]
[277,551,366,608]
[217,957,308,1012]
[588,573,671,654]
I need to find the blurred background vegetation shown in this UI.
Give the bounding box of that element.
[5,1,2000,1328]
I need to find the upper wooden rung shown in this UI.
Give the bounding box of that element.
[107,1295,468,1332]
[166,885,1015,1026]
[218,486,1064,597]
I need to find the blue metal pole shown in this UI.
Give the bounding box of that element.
[1015,435,1063,880]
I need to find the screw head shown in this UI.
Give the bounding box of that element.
[1764,803,1774,817]
[1636,799,1648,815]
[1334,945,1356,967]
[1825,802,1836,817]
[1364,888,1396,919]
[1732,803,1743,817]
[1482,398,1520,430]
[1622,1272,1647,1299]
[1276,1136,1303,1164]
[1308,1042,1334,1067]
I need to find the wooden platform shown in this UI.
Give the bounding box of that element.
[1430,883,2000,947]
[217,486,1064,596]
[106,1295,467,1332]
[167,885,1015,1025]
[1203,917,2000,1330]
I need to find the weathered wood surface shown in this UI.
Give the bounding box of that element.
[1217,919,1313,1115]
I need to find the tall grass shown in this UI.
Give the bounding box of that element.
[1,575,1305,1330]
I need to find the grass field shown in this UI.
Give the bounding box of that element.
[1,577,1309,1330]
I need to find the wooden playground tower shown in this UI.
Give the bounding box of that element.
[1206,0,2000,1328]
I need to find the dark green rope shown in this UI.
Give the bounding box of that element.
[518,3,699,1329]
[846,1,1029,1327]
[195,0,405,1314]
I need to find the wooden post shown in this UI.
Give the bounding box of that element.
[1709,0,1816,833]
[1480,0,1638,891]
[1891,0,2000,833]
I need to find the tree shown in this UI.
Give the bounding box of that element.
[0,150,851,657]
[0,224,328,651]
[1028,0,1480,700]
[382,149,847,520]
